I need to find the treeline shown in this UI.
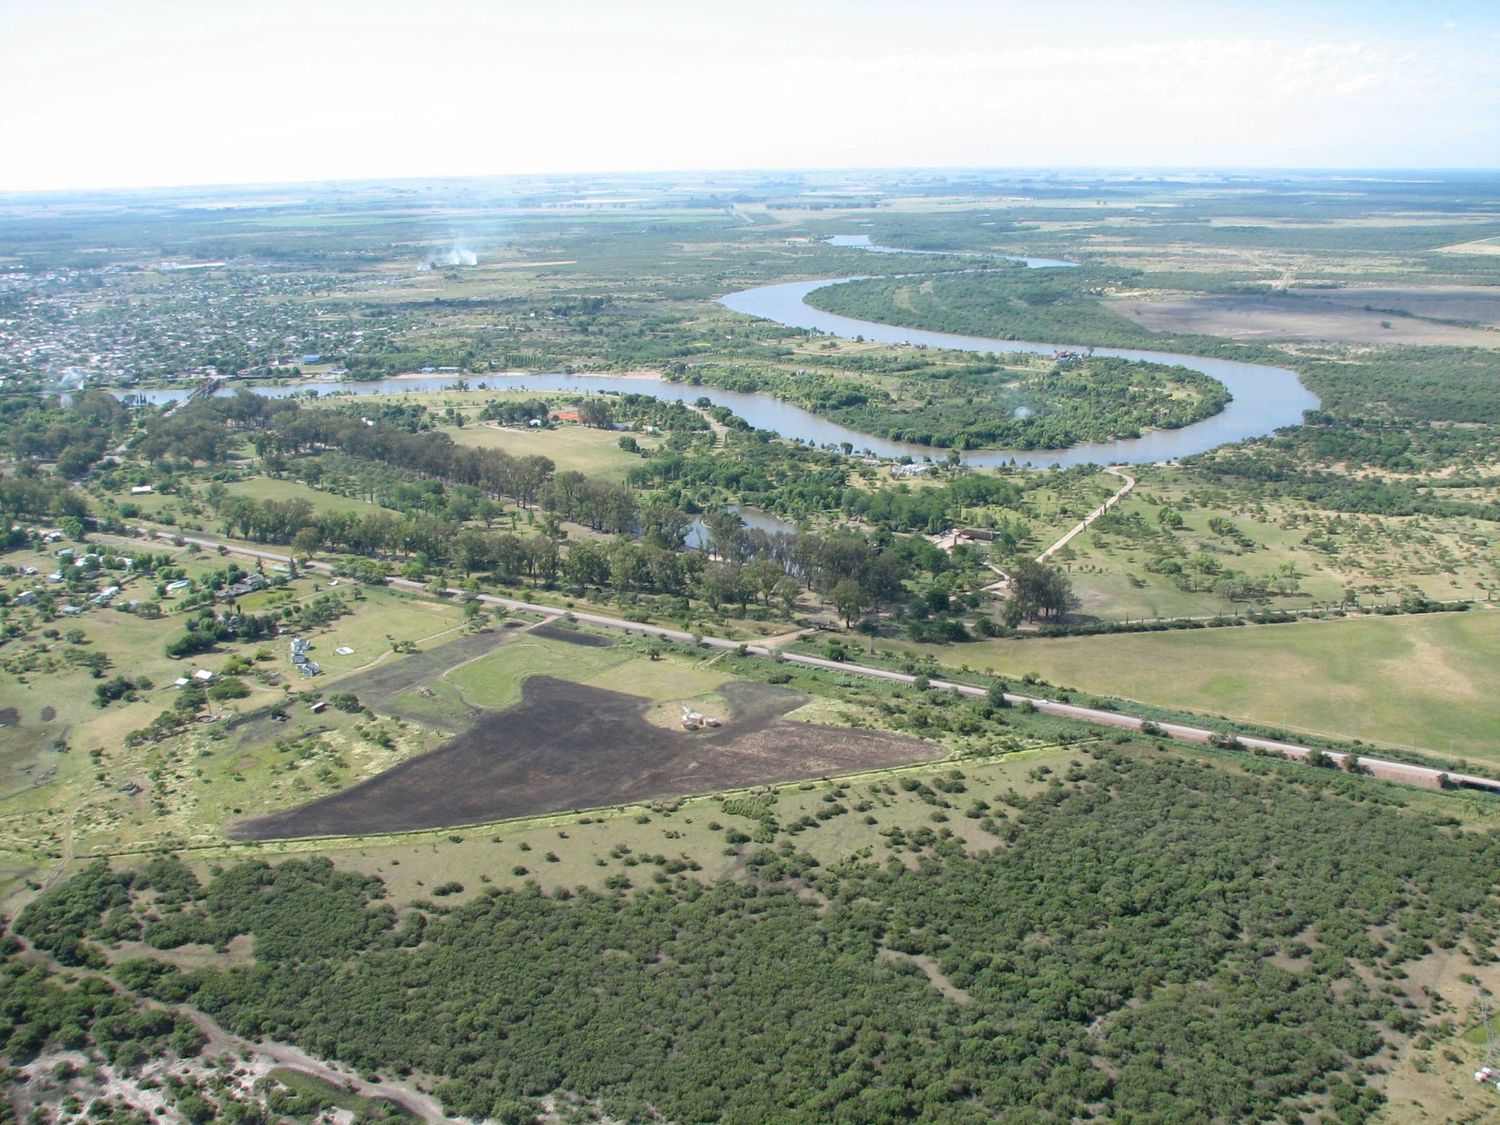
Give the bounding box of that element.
[1194,449,1500,522]
[22,753,1500,1122]
[807,269,1173,351]
[0,473,91,522]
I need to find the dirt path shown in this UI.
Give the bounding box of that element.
[4,935,462,1123]
[181,1009,460,1124]
[1036,466,1136,562]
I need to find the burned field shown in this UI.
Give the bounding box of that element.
[232,678,941,840]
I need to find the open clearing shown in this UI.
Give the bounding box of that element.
[232,677,941,839]
[1299,284,1500,328]
[914,611,1500,764]
[1107,291,1500,347]
[445,421,657,480]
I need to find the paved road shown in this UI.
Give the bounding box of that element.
[155,530,1500,796]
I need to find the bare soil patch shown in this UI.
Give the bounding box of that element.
[231,678,941,840]
[531,622,615,647]
[1300,285,1500,328]
[1108,292,1500,347]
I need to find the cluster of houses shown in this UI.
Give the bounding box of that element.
[0,258,383,388]
[290,637,320,677]
[8,542,136,612]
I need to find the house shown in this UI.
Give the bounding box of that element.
[309,700,328,714]
[218,573,267,599]
[192,669,214,682]
[165,579,191,592]
[13,590,37,606]
[129,485,154,495]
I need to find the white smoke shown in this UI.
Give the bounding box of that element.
[419,240,479,270]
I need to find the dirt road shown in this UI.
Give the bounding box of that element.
[1036,466,1136,562]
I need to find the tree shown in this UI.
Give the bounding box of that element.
[1010,560,1075,622]
[290,526,321,558]
[831,579,871,628]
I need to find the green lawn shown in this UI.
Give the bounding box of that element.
[908,610,1500,764]
[226,476,386,516]
[444,421,657,481]
[445,635,632,709]
[442,633,728,710]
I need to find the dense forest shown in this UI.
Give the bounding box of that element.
[14,752,1499,1123]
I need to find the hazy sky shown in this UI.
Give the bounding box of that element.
[2,0,1497,192]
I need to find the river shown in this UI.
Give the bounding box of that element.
[112,254,1317,468]
[719,278,1319,468]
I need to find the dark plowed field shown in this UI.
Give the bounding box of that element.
[232,678,940,840]
[530,622,614,647]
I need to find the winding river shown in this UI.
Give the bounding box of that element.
[719,277,1319,468]
[113,247,1318,469]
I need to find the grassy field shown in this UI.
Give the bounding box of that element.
[0,560,467,891]
[909,610,1500,764]
[444,631,728,711]
[444,420,658,480]
[225,476,387,516]
[1106,291,1500,348]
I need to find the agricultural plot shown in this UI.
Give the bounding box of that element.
[233,677,942,839]
[1107,291,1500,348]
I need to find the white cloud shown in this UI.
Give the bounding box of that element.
[1,2,1496,190]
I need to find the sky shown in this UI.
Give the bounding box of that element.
[1,0,1497,192]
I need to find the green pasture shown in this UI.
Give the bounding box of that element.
[913,610,1500,764]
[444,420,656,480]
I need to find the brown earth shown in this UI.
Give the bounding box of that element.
[1108,291,1500,347]
[530,622,615,647]
[231,678,941,840]
[1301,285,1500,328]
